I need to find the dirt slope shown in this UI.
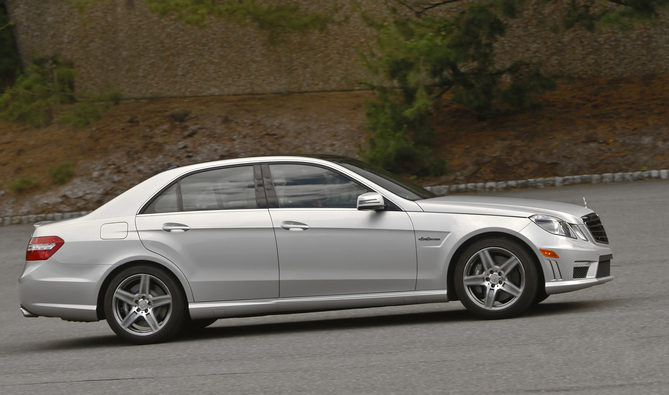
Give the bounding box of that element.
[1,74,669,217]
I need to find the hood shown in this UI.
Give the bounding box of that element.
[416,195,593,222]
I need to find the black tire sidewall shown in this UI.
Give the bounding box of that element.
[454,237,538,319]
[103,265,186,344]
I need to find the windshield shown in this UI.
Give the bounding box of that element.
[325,156,436,201]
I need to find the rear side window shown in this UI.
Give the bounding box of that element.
[142,166,258,214]
[143,184,179,214]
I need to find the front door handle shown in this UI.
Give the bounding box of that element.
[280,221,310,231]
[162,223,191,232]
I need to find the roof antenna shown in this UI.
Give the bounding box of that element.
[583,197,587,208]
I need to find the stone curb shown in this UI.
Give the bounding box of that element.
[2,169,668,227]
[424,169,669,196]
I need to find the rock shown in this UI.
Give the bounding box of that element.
[170,109,190,122]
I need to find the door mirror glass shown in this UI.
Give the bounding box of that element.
[357,192,386,211]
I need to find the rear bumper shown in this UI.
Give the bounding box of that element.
[18,259,105,322]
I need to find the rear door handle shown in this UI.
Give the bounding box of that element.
[162,223,191,232]
[280,221,310,231]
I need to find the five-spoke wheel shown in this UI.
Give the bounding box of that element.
[454,238,538,319]
[104,265,185,344]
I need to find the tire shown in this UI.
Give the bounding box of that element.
[454,237,538,319]
[182,318,218,332]
[533,288,549,305]
[104,265,186,344]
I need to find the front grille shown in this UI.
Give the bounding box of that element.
[597,259,611,278]
[573,267,589,279]
[582,213,609,244]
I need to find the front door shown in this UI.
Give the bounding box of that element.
[265,163,417,298]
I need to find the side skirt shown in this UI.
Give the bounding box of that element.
[189,290,449,320]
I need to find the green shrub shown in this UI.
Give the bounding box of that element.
[60,101,101,128]
[0,56,75,127]
[49,161,76,185]
[8,176,40,192]
[0,55,121,128]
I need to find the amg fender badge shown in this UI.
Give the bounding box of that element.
[418,237,441,241]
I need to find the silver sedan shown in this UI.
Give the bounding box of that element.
[18,155,613,344]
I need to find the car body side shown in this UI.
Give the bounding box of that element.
[18,156,613,322]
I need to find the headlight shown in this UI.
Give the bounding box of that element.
[570,224,589,241]
[530,214,576,239]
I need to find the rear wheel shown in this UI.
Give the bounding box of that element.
[104,265,186,344]
[454,238,538,319]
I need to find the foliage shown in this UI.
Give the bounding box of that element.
[8,176,40,192]
[562,0,669,31]
[357,0,555,174]
[61,0,339,44]
[49,161,76,185]
[0,56,75,127]
[0,0,22,88]
[0,56,121,128]
[59,101,102,128]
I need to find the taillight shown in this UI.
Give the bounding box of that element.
[26,236,64,261]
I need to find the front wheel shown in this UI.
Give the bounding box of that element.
[104,265,186,344]
[454,238,538,319]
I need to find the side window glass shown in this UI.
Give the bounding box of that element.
[182,166,258,211]
[269,164,369,208]
[143,183,179,214]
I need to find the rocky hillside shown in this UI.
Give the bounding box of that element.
[1,74,669,218]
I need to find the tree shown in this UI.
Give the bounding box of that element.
[0,0,21,88]
[358,0,555,174]
[358,0,669,173]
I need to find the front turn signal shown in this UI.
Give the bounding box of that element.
[540,249,560,258]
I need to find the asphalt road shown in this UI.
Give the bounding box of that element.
[1,181,667,394]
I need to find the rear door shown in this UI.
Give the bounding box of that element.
[136,165,279,302]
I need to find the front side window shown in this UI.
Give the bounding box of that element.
[143,166,258,214]
[269,164,369,208]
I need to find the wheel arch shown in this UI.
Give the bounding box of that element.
[446,231,545,302]
[96,260,191,320]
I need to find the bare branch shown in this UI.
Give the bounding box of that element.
[413,0,465,15]
[0,20,14,31]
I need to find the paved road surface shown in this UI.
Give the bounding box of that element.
[1,181,667,394]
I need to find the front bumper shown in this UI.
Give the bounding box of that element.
[520,222,614,295]
[544,253,614,294]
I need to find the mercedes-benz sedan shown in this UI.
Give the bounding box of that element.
[19,155,613,344]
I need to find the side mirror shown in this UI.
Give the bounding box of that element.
[357,192,386,211]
